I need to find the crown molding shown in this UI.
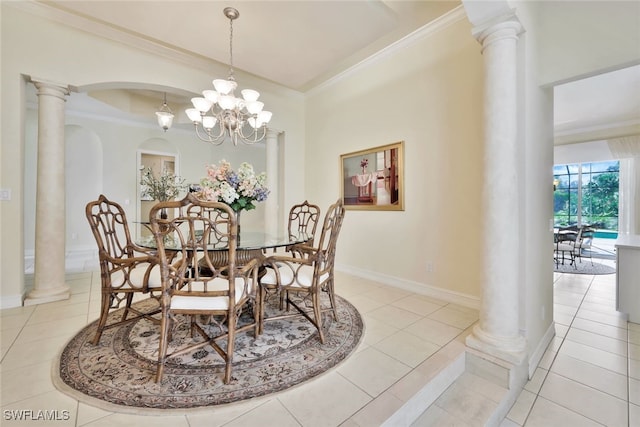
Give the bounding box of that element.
[307,5,468,96]
[554,119,640,145]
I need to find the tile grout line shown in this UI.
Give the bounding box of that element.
[518,275,596,426]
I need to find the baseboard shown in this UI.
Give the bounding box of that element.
[336,263,480,310]
[528,322,555,378]
[1,294,25,310]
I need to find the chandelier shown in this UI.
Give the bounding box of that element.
[185,7,272,146]
[155,92,174,132]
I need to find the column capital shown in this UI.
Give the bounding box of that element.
[31,78,70,101]
[473,18,523,51]
[266,128,283,140]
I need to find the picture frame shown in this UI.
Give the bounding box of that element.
[340,141,404,211]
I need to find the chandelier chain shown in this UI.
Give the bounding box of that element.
[228,16,234,80]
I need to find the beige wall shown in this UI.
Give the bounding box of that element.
[305,12,485,303]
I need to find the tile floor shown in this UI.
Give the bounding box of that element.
[500,259,638,427]
[1,263,637,426]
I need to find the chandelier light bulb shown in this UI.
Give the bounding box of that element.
[185,108,202,123]
[202,90,219,103]
[245,101,264,115]
[241,89,260,102]
[192,97,213,112]
[202,116,217,130]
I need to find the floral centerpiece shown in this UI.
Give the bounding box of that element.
[140,167,186,202]
[196,160,269,213]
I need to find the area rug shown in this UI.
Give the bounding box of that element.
[554,261,616,275]
[53,295,363,414]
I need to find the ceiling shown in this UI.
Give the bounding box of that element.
[25,0,460,93]
[16,1,640,143]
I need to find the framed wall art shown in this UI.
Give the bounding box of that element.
[340,141,404,211]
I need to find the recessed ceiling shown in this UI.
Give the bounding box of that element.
[24,0,460,92]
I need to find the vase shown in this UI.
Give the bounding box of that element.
[234,210,241,244]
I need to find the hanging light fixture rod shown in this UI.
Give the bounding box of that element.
[185,7,272,146]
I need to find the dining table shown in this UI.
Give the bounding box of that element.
[135,230,311,268]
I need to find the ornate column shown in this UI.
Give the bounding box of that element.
[264,129,281,237]
[465,18,526,362]
[24,80,71,306]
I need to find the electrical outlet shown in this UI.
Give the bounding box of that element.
[426,262,434,273]
[0,189,11,201]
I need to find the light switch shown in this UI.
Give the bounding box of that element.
[0,189,11,201]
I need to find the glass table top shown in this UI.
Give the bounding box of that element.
[136,231,310,252]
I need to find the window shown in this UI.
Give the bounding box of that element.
[553,161,619,231]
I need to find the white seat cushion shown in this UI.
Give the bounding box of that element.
[261,265,328,288]
[556,243,574,252]
[170,277,255,311]
[110,262,162,289]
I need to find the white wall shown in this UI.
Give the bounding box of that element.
[305,10,485,304]
[554,140,615,164]
[514,0,556,375]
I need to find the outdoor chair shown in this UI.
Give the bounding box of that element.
[575,226,595,266]
[554,226,582,268]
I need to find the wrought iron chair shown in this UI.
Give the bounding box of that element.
[85,194,162,345]
[260,199,345,343]
[574,226,595,266]
[554,226,582,269]
[149,193,261,384]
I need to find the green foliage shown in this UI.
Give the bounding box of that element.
[553,163,619,230]
[140,167,187,202]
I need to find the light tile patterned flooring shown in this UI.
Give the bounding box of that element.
[1,264,637,426]
[500,260,639,427]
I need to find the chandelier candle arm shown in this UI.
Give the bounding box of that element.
[187,7,272,146]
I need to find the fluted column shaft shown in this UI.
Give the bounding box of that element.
[25,81,71,306]
[466,19,526,362]
[265,129,281,237]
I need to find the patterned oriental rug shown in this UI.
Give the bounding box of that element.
[53,295,363,414]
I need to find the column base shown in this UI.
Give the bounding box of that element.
[465,324,526,365]
[24,285,71,306]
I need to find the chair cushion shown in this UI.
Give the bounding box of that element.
[556,243,574,252]
[170,277,255,311]
[110,262,162,290]
[261,265,328,288]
